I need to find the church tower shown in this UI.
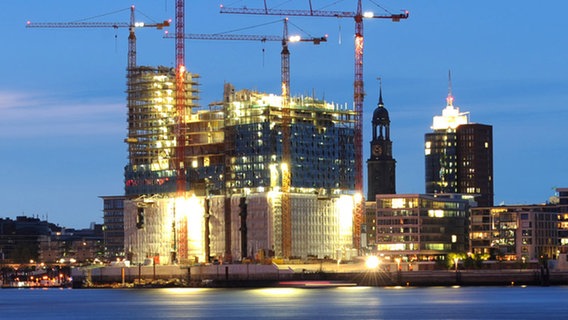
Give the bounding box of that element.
[367,80,396,200]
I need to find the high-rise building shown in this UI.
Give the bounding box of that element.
[456,123,493,206]
[123,82,358,264]
[366,83,396,200]
[425,74,494,206]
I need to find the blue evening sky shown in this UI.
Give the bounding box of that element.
[1,0,566,228]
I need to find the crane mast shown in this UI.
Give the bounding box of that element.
[175,0,187,196]
[280,19,292,257]
[220,0,408,253]
[128,6,136,70]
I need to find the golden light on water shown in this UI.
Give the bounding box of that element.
[250,287,303,297]
[161,288,211,295]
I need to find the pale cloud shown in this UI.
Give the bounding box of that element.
[0,90,124,137]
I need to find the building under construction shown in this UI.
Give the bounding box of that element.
[123,71,358,264]
[124,65,203,196]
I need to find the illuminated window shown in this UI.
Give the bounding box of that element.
[392,198,405,209]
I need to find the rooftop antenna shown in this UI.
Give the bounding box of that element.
[447,69,454,106]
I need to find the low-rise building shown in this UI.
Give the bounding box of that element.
[372,194,470,262]
[38,225,104,264]
[470,205,559,262]
[100,195,126,261]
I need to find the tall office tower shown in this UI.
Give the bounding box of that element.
[425,74,493,206]
[367,83,396,200]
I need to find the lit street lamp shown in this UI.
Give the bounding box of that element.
[365,256,380,269]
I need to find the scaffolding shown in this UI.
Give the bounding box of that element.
[124,66,200,196]
[228,193,354,260]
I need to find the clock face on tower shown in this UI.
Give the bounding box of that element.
[372,144,383,156]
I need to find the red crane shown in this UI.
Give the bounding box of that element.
[220,0,408,252]
[175,0,187,196]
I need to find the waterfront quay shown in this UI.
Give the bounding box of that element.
[70,261,568,288]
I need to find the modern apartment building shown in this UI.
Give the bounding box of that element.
[372,193,470,261]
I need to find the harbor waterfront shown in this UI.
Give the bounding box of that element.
[65,262,568,288]
[2,286,568,319]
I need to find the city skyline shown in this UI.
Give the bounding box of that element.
[1,0,566,228]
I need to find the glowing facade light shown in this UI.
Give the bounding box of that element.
[353,192,363,203]
[338,195,354,237]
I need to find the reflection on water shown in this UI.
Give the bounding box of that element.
[2,286,568,319]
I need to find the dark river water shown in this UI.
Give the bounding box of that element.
[1,285,567,319]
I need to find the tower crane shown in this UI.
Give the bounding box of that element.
[26,6,170,71]
[167,19,326,258]
[166,19,326,108]
[27,6,174,261]
[175,0,187,197]
[220,0,408,252]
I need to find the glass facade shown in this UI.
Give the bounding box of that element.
[374,194,469,260]
[223,84,355,196]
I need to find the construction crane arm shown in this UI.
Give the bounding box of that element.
[164,33,326,44]
[167,33,281,42]
[220,5,354,18]
[220,4,409,21]
[26,20,169,29]
[26,22,129,28]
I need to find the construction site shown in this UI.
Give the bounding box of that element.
[28,1,408,266]
[119,1,402,266]
[124,80,358,265]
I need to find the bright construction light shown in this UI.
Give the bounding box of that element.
[288,35,301,42]
[134,22,145,28]
[366,256,380,269]
[363,11,374,18]
[354,193,363,203]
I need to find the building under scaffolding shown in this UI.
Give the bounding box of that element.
[124,66,201,196]
[124,78,358,264]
